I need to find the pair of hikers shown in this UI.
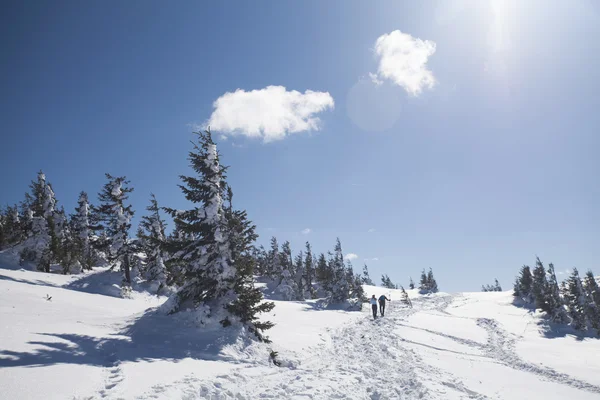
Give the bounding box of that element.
[369,294,390,319]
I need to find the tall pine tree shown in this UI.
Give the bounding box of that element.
[139,194,168,294]
[582,270,600,334]
[164,130,273,340]
[93,174,135,292]
[303,242,316,299]
[564,268,587,330]
[361,263,374,285]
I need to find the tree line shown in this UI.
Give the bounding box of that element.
[513,257,600,335]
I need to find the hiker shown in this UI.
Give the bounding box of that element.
[369,295,378,319]
[378,294,391,316]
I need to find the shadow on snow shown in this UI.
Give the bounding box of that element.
[0,309,257,369]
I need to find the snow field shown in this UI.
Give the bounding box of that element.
[2,266,600,399]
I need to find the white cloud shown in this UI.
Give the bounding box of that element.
[371,257,379,261]
[371,30,436,96]
[205,85,335,142]
[367,228,376,233]
[345,253,359,261]
[301,228,311,235]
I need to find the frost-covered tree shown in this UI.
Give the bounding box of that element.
[222,186,275,341]
[361,263,374,285]
[0,205,22,249]
[138,194,168,294]
[93,174,135,292]
[564,268,587,330]
[70,191,99,271]
[273,240,297,300]
[583,270,600,334]
[482,279,503,292]
[329,238,350,302]
[18,171,62,272]
[315,252,331,290]
[266,237,281,280]
[381,274,395,289]
[419,269,428,291]
[400,286,412,308]
[532,257,549,311]
[408,277,415,290]
[293,251,305,301]
[545,263,568,323]
[513,265,533,303]
[303,242,316,299]
[427,268,438,292]
[163,130,273,340]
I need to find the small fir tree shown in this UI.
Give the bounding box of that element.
[582,270,600,334]
[93,174,135,292]
[303,242,316,299]
[361,263,374,285]
[564,268,587,331]
[139,194,168,294]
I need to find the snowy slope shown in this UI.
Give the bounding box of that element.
[1,264,600,399]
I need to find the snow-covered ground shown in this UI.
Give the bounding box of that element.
[1,261,600,399]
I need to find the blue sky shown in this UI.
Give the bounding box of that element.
[2,1,599,291]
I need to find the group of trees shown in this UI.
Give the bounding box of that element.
[482,279,503,292]
[1,130,276,341]
[253,237,365,303]
[419,268,438,294]
[513,257,600,335]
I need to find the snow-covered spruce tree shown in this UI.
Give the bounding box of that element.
[0,205,22,249]
[361,263,374,285]
[253,245,268,277]
[266,237,281,281]
[163,130,274,340]
[93,174,135,293]
[381,274,395,289]
[138,193,168,294]
[351,269,366,301]
[532,257,549,311]
[273,240,297,300]
[583,270,600,334]
[293,251,305,301]
[315,252,332,291]
[223,186,275,341]
[427,268,438,293]
[513,265,533,303]
[54,206,80,274]
[329,238,350,302]
[70,192,99,270]
[18,171,63,272]
[545,263,568,323]
[400,286,412,308]
[564,268,587,331]
[493,279,502,291]
[419,269,429,292]
[303,242,316,299]
[409,277,415,290]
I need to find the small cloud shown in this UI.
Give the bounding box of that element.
[367,228,376,233]
[345,253,359,261]
[219,134,228,141]
[371,30,437,96]
[371,257,379,261]
[205,85,335,142]
[369,72,383,86]
[301,228,311,235]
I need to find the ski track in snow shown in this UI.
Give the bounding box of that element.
[178,295,489,400]
[476,318,600,394]
[171,294,600,400]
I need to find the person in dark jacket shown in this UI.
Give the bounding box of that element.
[378,294,391,316]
